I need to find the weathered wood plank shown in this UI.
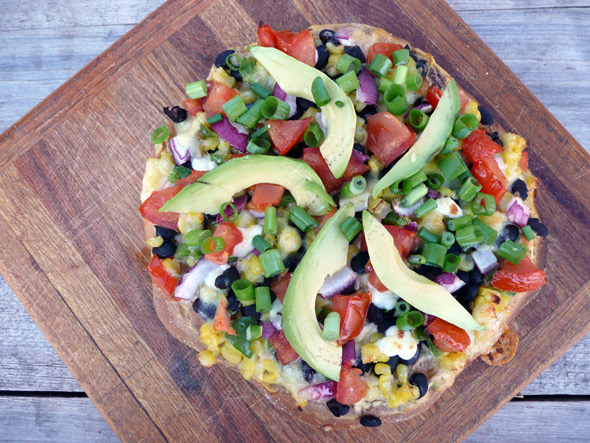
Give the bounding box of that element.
[448,0,590,10]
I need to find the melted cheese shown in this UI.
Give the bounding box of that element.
[435,197,463,218]
[368,283,398,310]
[375,326,419,360]
[203,264,230,288]
[233,225,263,258]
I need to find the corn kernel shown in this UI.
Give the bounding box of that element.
[240,355,257,380]
[278,226,302,259]
[162,258,181,275]
[369,333,383,343]
[378,374,394,397]
[347,244,360,262]
[368,156,385,174]
[200,323,224,356]
[140,154,175,202]
[239,88,257,105]
[146,236,164,248]
[419,209,445,236]
[211,66,236,88]
[374,363,392,376]
[197,350,216,367]
[261,359,280,374]
[240,255,264,284]
[388,382,415,408]
[327,42,345,55]
[326,54,341,77]
[464,101,481,121]
[250,339,265,357]
[396,364,409,384]
[178,212,204,235]
[262,372,278,384]
[440,352,467,372]
[361,343,389,363]
[500,133,526,179]
[221,342,243,365]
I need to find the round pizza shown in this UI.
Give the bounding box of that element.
[139,23,548,429]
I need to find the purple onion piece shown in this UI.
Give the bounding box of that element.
[356,71,378,106]
[351,149,369,163]
[433,272,466,294]
[297,381,337,402]
[169,137,191,165]
[472,247,498,275]
[319,267,357,298]
[335,27,353,46]
[506,197,530,228]
[405,222,418,232]
[261,322,278,339]
[216,194,248,223]
[174,258,220,301]
[342,340,356,365]
[211,116,248,152]
[415,103,433,114]
[394,199,423,217]
[249,209,265,219]
[273,82,287,101]
[427,189,441,200]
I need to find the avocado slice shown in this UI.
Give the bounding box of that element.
[282,203,355,380]
[362,211,483,331]
[160,155,332,215]
[372,79,461,198]
[250,46,355,179]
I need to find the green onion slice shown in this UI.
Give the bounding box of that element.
[322,312,341,341]
[289,206,318,232]
[384,83,408,116]
[340,217,362,241]
[304,122,324,147]
[261,96,290,120]
[423,242,447,268]
[232,279,255,302]
[396,311,424,331]
[368,53,392,77]
[408,108,429,132]
[201,236,225,254]
[335,70,360,94]
[246,137,271,154]
[340,175,367,199]
[452,113,479,139]
[219,202,239,222]
[251,82,271,99]
[471,192,496,216]
[255,286,272,313]
[336,53,361,74]
[392,48,410,66]
[222,95,248,122]
[311,77,331,107]
[259,249,286,278]
[427,173,444,190]
[252,235,272,254]
[395,300,411,316]
[185,80,208,99]
[264,206,277,235]
[151,125,169,144]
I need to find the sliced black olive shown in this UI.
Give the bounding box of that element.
[447,241,462,256]
[241,303,261,323]
[358,104,377,120]
[351,251,369,273]
[214,274,232,290]
[319,29,338,45]
[489,131,504,147]
[385,355,400,372]
[226,289,240,313]
[354,360,372,374]
[344,45,366,64]
[192,298,217,320]
[230,69,242,82]
[367,304,385,324]
[296,97,316,114]
[456,284,480,304]
[414,264,442,280]
[478,105,494,126]
[153,241,176,259]
[377,317,395,334]
[510,178,528,201]
[409,373,428,399]
[469,267,484,286]
[215,49,235,68]
[326,399,350,417]
[360,415,382,427]
[223,266,241,284]
[497,224,520,244]
[300,360,316,383]
[399,345,421,366]
[163,106,187,123]
[353,142,365,154]
[315,45,329,70]
[155,226,177,241]
[528,218,549,237]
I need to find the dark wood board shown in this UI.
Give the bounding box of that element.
[0,0,589,441]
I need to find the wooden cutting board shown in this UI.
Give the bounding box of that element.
[1,0,589,441]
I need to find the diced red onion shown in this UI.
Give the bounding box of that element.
[433,273,466,293]
[335,27,353,46]
[351,149,369,162]
[174,258,219,301]
[168,137,191,165]
[273,82,287,101]
[427,188,441,200]
[356,71,378,106]
[506,197,530,228]
[415,103,433,114]
[211,116,248,152]
[472,246,498,275]
[249,209,265,219]
[251,248,261,257]
[342,340,356,365]
[394,198,423,217]
[261,322,278,339]
[298,381,337,402]
[319,267,357,298]
[272,82,297,118]
[405,222,418,232]
[229,119,249,135]
[424,313,437,327]
[216,194,248,223]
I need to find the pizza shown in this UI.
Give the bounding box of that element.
[139,23,548,429]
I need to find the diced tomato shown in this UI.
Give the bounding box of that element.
[427,317,471,353]
[366,262,388,292]
[336,362,367,405]
[302,147,370,194]
[183,98,203,116]
[492,256,547,292]
[462,129,503,164]
[332,292,372,345]
[366,42,403,65]
[230,153,247,159]
[458,88,471,112]
[268,117,312,155]
[519,150,529,171]
[269,329,299,365]
[313,207,336,233]
[214,299,236,335]
[250,183,285,211]
[384,225,420,259]
[426,86,443,109]
[205,222,243,265]
[139,170,206,230]
[366,112,416,166]
[147,255,179,297]
[270,272,292,303]
[471,157,508,204]
[257,26,315,66]
[203,82,238,117]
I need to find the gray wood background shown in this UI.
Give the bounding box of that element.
[1,0,589,441]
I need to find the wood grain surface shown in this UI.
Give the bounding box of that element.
[1,0,590,441]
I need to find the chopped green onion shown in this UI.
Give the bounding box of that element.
[455,225,484,249]
[335,100,345,107]
[408,108,429,132]
[393,65,409,85]
[238,58,255,79]
[250,125,269,139]
[395,300,411,316]
[219,201,239,222]
[255,286,272,313]
[458,169,473,182]
[471,192,496,216]
[304,122,324,147]
[400,183,428,207]
[185,80,208,99]
[168,165,192,184]
[184,229,210,247]
[440,231,456,248]
[236,99,264,129]
[384,84,408,116]
[252,235,271,254]
[473,217,498,245]
[335,70,360,93]
[406,72,423,91]
[406,170,428,188]
[438,152,469,181]
[261,96,290,120]
[418,226,439,243]
[340,175,367,199]
[151,125,169,144]
[408,254,425,265]
[246,137,271,154]
[428,341,443,357]
[458,254,474,272]
[278,192,296,207]
[322,312,341,341]
[383,211,403,226]
[336,53,361,74]
[447,215,473,232]
[232,279,255,303]
[452,113,479,139]
[225,53,241,71]
[259,249,286,278]
[201,126,216,138]
[458,177,483,202]
[222,95,248,122]
[289,206,318,232]
[427,173,444,190]
[246,324,262,341]
[251,82,271,99]
[414,326,429,341]
[207,113,223,125]
[414,198,438,218]
[393,48,410,65]
[264,206,277,235]
[368,53,392,77]
[378,77,393,93]
[399,179,414,194]
[496,240,527,264]
[340,217,362,241]
[311,77,331,107]
[423,242,447,268]
[397,311,424,331]
[389,180,402,194]
[211,153,225,165]
[442,253,460,273]
[201,236,225,254]
[440,136,459,155]
[522,225,536,241]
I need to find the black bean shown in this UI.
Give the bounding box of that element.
[385,355,400,372]
[353,142,365,155]
[447,241,462,256]
[163,106,187,123]
[223,266,241,284]
[181,160,193,170]
[215,49,235,68]
[456,284,480,304]
[367,304,385,324]
[350,251,369,273]
[377,317,396,334]
[360,415,382,427]
[155,226,177,241]
[226,289,240,313]
[269,289,277,304]
[415,59,428,76]
[315,45,329,70]
[192,299,217,320]
[469,267,484,286]
[300,360,316,383]
[497,224,520,244]
[414,264,442,280]
[341,284,357,295]
[319,29,338,45]
[409,373,428,399]
[358,105,377,120]
[241,303,261,323]
[489,131,504,147]
[230,69,242,82]
[510,178,529,201]
[457,270,471,284]
[326,399,350,417]
[354,360,372,374]
[344,45,366,64]
[296,97,316,114]
[285,142,304,159]
[528,218,549,237]
[477,105,494,126]
[214,274,232,290]
[399,345,421,366]
[153,241,176,259]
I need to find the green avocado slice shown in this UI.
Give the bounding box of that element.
[282,203,355,381]
[372,79,461,198]
[160,155,332,215]
[362,211,484,331]
[250,46,356,179]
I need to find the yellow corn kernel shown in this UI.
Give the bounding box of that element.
[438,186,455,198]
[500,133,526,180]
[146,236,164,248]
[240,88,257,105]
[388,382,415,408]
[162,258,181,275]
[439,352,467,372]
[326,54,341,77]
[354,120,368,145]
[197,350,216,367]
[327,42,345,55]
[278,226,302,259]
[250,339,265,357]
[200,323,224,356]
[419,209,446,235]
[261,359,280,374]
[296,399,309,409]
[200,135,219,152]
[347,244,360,262]
[221,342,243,365]
[374,363,392,376]
[361,343,389,364]
[396,364,409,384]
[369,333,384,343]
[241,255,264,284]
[210,66,236,88]
[368,156,385,174]
[240,355,257,380]
[262,372,278,384]
[140,153,175,202]
[304,229,317,248]
[464,101,481,121]
[236,210,256,228]
[378,374,394,397]
[178,212,204,235]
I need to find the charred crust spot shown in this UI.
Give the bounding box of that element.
[481,329,519,366]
